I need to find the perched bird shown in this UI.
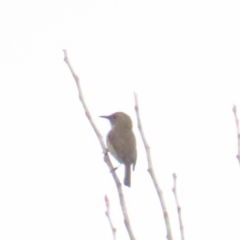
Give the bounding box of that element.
[100,112,137,187]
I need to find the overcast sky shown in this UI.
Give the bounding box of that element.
[0,1,240,240]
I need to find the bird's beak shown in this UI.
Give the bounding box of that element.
[100,115,110,119]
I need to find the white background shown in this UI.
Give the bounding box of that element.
[0,1,240,239]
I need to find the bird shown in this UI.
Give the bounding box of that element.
[100,112,137,187]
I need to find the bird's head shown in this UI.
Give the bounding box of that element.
[100,112,133,129]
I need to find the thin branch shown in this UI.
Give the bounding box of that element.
[63,50,136,240]
[172,173,185,240]
[105,195,117,240]
[134,92,173,240]
[232,105,240,166]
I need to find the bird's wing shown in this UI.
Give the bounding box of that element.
[107,129,137,166]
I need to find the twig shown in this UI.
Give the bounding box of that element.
[134,93,173,240]
[172,173,184,240]
[63,50,136,240]
[105,195,117,240]
[134,92,173,240]
[232,105,240,165]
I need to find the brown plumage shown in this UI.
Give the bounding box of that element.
[101,112,137,187]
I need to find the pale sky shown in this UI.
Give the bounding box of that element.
[0,1,240,240]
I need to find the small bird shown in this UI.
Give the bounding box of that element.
[100,112,137,187]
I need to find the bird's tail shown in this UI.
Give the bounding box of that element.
[124,164,131,187]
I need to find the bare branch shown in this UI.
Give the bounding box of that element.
[134,92,173,240]
[63,50,136,240]
[105,195,117,240]
[172,173,185,240]
[232,105,240,166]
